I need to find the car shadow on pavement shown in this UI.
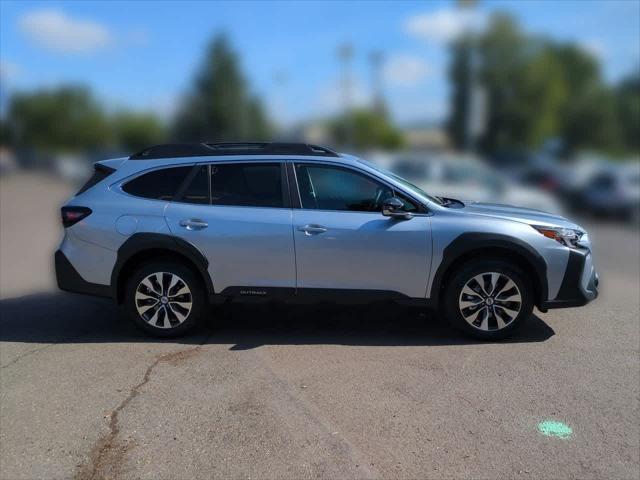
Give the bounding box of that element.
[0,292,555,349]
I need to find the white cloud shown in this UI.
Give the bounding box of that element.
[19,9,112,54]
[405,8,486,44]
[579,38,607,60]
[384,55,430,87]
[313,76,371,117]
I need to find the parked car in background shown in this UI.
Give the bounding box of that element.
[374,153,563,214]
[569,163,640,224]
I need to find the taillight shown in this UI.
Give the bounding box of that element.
[61,206,92,228]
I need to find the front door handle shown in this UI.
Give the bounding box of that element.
[297,224,327,235]
[179,219,208,230]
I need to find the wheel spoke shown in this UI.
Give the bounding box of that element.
[495,305,516,323]
[468,277,487,297]
[493,275,509,297]
[140,279,160,298]
[148,275,163,296]
[164,304,182,326]
[495,300,521,312]
[169,301,190,318]
[168,277,185,297]
[483,273,499,296]
[156,306,167,328]
[162,273,172,296]
[142,303,161,323]
[494,307,508,329]
[496,279,518,299]
[169,285,190,299]
[460,285,483,308]
[478,308,489,330]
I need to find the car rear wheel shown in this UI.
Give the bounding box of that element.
[126,262,205,337]
[443,260,533,340]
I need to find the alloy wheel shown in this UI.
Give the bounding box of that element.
[135,272,192,329]
[458,272,522,331]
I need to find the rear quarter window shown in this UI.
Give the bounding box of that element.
[122,166,192,201]
[76,164,115,195]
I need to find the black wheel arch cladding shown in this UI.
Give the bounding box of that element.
[429,232,548,308]
[112,233,214,303]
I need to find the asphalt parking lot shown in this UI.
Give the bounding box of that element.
[1,173,639,479]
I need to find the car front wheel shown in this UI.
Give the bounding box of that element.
[443,260,533,340]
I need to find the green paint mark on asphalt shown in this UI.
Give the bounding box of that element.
[538,421,573,439]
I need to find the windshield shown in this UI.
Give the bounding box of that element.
[357,158,444,205]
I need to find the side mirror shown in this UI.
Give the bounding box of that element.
[382,197,413,219]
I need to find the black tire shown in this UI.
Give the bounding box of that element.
[125,261,206,337]
[442,259,533,340]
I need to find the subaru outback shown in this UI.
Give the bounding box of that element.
[55,142,598,339]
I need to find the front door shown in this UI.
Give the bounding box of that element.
[165,161,295,294]
[291,163,432,298]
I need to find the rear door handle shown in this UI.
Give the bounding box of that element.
[179,219,208,230]
[297,224,327,235]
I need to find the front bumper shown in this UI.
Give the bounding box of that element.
[541,249,598,309]
[55,249,113,298]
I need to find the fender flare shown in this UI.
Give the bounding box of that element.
[428,232,548,308]
[112,233,214,302]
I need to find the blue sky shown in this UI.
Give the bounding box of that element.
[1,0,638,126]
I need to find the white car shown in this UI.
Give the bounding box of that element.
[380,153,563,214]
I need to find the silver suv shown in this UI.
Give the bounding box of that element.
[55,143,599,339]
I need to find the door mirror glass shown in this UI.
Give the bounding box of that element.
[382,197,413,219]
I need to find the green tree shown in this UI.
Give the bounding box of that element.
[449,12,628,155]
[329,108,404,150]
[173,35,271,142]
[112,111,166,152]
[7,86,110,152]
[553,44,621,154]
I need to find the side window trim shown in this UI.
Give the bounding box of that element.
[174,164,209,203]
[280,161,291,208]
[286,162,302,209]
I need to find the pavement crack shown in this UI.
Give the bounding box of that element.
[1,332,92,370]
[76,335,210,480]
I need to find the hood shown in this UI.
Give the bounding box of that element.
[461,201,582,230]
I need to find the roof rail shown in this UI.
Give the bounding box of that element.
[129,142,339,159]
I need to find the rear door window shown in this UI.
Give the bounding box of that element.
[211,163,284,208]
[123,166,193,201]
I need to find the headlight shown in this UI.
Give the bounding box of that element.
[532,225,586,249]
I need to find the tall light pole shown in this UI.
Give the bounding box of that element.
[337,43,354,147]
[369,50,386,116]
[457,0,484,152]
[338,43,354,113]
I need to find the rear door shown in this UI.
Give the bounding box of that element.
[165,161,295,294]
[290,162,432,298]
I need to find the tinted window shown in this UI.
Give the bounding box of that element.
[181,165,209,204]
[123,166,192,200]
[211,163,283,208]
[76,165,115,195]
[295,164,396,212]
